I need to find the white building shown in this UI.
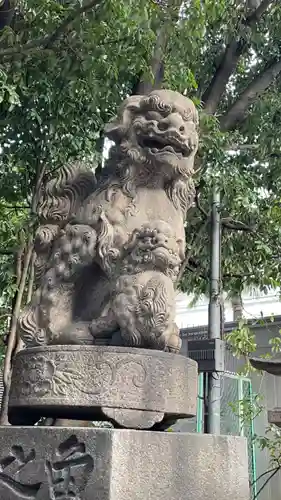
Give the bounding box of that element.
[175,288,281,329]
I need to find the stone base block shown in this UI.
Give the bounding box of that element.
[0,426,249,500]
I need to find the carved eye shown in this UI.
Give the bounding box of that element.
[69,254,79,265]
[53,251,61,262]
[83,232,93,244]
[46,274,55,286]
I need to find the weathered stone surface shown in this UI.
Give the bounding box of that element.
[0,426,249,500]
[101,408,165,429]
[9,345,198,428]
[18,90,199,354]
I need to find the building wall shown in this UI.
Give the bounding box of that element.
[175,289,281,329]
[250,326,281,500]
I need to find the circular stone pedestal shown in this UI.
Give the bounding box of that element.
[9,345,198,429]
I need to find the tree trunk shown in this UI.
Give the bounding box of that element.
[135,27,166,95]
[0,240,33,425]
[134,1,182,95]
[0,163,46,424]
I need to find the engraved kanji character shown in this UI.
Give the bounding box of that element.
[0,445,42,498]
[46,435,94,500]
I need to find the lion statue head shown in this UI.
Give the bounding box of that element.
[104,89,199,182]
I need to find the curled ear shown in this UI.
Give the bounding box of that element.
[104,95,143,143]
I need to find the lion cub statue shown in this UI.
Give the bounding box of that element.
[19,90,199,354]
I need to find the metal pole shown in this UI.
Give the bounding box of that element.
[207,186,221,435]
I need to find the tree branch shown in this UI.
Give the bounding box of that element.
[0,240,33,425]
[0,36,48,58]
[203,39,243,114]
[0,161,46,425]
[221,58,281,130]
[44,0,103,49]
[253,466,280,500]
[250,466,281,488]
[203,0,275,114]
[186,264,208,281]
[135,0,182,95]
[224,272,253,279]
[0,33,131,59]
[0,249,17,255]
[226,143,259,151]
[135,26,166,95]
[176,219,209,286]
[247,0,276,23]
[0,204,29,209]
[194,191,255,232]
[0,0,103,59]
[0,0,14,31]
[221,217,255,232]
[195,186,208,218]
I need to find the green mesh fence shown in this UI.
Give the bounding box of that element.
[220,374,257,499]
[220,375,240,436]
[242,379,257,500]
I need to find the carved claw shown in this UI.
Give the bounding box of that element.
[165,331,182,354]
[52,322,94,345]
[89,309,118,341]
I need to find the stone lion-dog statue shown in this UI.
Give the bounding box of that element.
[19,89,198,354]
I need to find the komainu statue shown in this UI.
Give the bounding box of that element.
[19,90,198,353]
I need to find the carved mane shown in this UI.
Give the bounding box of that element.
[34,161,96,282]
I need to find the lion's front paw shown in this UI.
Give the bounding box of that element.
[165,333,182,354]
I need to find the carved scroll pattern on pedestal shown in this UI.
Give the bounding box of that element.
[11,354,147,399]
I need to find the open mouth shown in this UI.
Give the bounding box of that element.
[140,136,188,157]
